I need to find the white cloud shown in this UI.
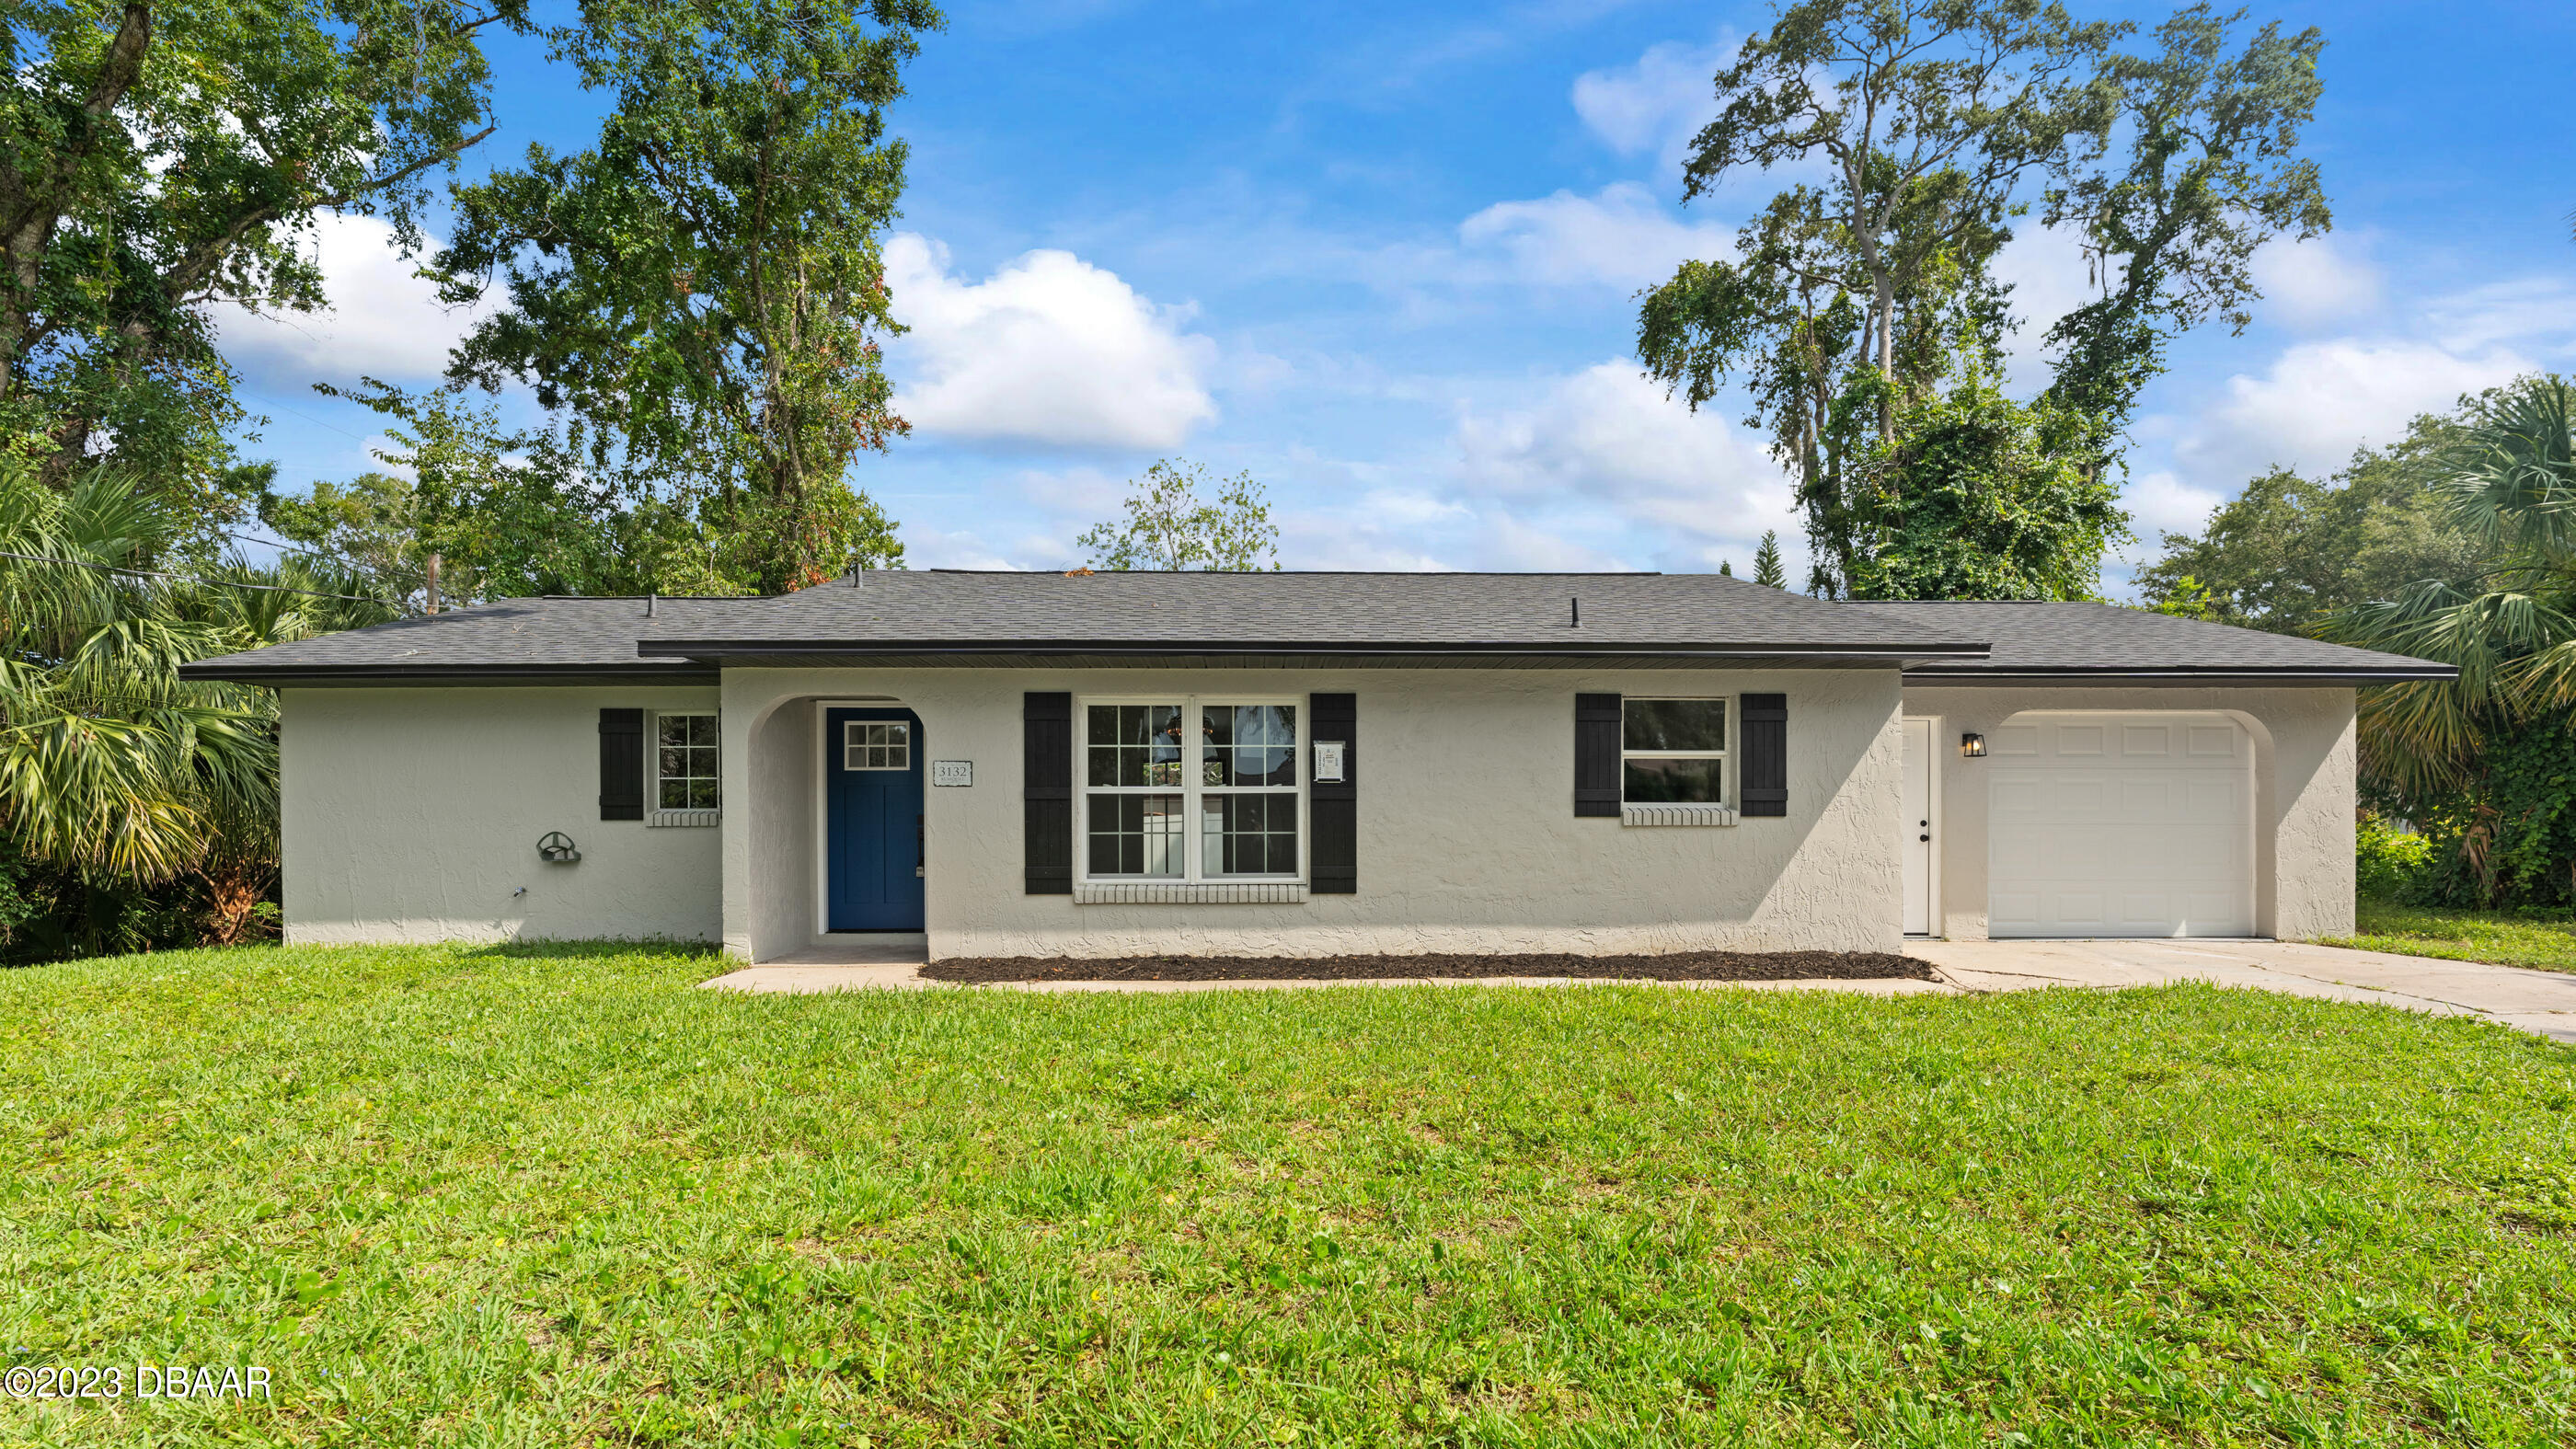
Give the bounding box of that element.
[2181,339,2532,480]
[215,213,486,385]
[1452,361,1797,561]
[2250,235,2385,331]
[884,233,1218,450]
[2123,469,2225,540]
[2422,276,2576,355]
[1455,183,1729,290]
[1989,223,2099,389]
[1572,37,1731,167]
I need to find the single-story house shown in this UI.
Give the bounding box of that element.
[181,570,2452,961]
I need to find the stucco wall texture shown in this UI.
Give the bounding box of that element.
[273,674,2356,958]
[723,667,1907,961]
[1900,685,2357,942]
[279,686,725,945]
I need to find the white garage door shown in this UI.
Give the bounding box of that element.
[1988,711,2254,938]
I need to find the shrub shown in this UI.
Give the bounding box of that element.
[2367,713,2576,910]
[2356,813,2433,900]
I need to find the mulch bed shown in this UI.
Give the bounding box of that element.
[920,949,1934,984]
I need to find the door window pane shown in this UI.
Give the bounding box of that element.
[844,721,910,771]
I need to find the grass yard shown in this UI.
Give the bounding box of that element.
[4,946,2574,1448]
[2321,897,2576,974]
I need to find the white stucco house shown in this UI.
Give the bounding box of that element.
[181,571,2450,961]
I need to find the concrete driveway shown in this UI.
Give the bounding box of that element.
[1906,937,2576,1043]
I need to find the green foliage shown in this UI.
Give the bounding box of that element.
[2324,376,2576,799]
[258,470,444,613]
[1843,374,2127,599]
[0,464,392,957]
[2150,572,2221,620]
[2374,715,2576,912]
[1752,529,1788,588]
[1639,0,2330,600]
[7,946,2576,1442]
[2038,5,2329,436]
[2355,813,2433,901]
[434,0,938,594]
[2141,408,2486,633]
[0,0,518,513]
[1077,460,1281,571]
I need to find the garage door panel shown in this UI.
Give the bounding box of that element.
[1992,776,2046,817]
[2122,724,2172,756]
[2053,776,2109,814]
[1990,891,2041,929]
[1989,711,2255,939]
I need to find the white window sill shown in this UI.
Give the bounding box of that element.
[647,809,723,829]
[1075,881,1308,905]
[1621,802,1738,827]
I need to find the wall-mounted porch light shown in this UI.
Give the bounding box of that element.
[1960,732,1987,758]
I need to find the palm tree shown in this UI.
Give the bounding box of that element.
[0,466,393,951]
[2323,378,2576,800]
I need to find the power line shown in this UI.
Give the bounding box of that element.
[216,526,362,563]
[0,546,401,603]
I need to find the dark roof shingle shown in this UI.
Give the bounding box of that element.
[176,571,2452,683]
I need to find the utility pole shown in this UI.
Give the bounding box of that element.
[426,552,442,615]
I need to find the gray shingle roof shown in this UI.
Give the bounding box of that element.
[176,571,2453,683]
[1846,600,2452,681]
[642,569,1981,654]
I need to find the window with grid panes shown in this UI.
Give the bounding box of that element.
[1082,698,1301,880]
[656,713,720,810]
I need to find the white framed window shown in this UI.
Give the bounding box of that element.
[1621,697,1728,805]
[1081,696,1303,881]
[845,720,911,771]
[655,712,720,811]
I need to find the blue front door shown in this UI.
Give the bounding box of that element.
[825,707,926,931]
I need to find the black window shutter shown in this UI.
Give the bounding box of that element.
[599,708,645,820]
[1023,692,1073,894]
[1574,693,1621,817]
[1309,693,1357,893]
[1740,693,1788,817]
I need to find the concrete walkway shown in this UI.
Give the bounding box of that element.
[1906,937,2576,1043]
[699,937,2576,1043]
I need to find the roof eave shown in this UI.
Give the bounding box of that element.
[634,638,1995,663]
[1901,664,2459,686]
[176,661,720,685]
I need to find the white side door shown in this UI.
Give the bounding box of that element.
[1987,711,2255,938]
[1901,718,1934,936]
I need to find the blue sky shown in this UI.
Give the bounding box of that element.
[216,0,2576,592]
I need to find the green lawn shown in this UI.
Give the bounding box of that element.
[2321,897,2576,974]
[4,946,2573,1447]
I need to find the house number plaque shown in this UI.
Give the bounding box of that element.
[931,760,973,787]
